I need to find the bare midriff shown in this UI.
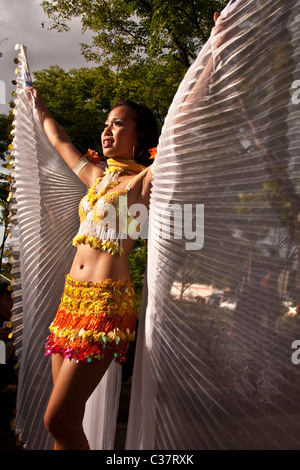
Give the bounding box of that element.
[69,238,136,283]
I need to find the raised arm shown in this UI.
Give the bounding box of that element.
[27,87,104,187]
[175,12,229,125]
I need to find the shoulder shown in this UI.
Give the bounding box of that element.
[128,164,154,203]
[134,164,154,190]
[81,163,106,188]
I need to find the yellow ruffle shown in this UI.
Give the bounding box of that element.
[49,324,135,345]
[72,235,123,254]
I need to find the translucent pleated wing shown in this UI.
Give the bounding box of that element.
[10,45,121,450]
[126,0,300,449]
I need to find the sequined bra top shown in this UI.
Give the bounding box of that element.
[72,166,138,255]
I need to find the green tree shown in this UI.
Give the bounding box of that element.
[128,238,148,310]
[41,0,227,68]
[33,65,117,153]
[32,60,181,139]
[113,58,186,126]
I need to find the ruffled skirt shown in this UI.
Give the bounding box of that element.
[45,274,137,364]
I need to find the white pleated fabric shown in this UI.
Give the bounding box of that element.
[10,45,122,450]
[126,0,300,449]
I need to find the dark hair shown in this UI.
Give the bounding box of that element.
[112,99,159,167]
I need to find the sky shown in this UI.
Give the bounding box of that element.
[0,0,96,114]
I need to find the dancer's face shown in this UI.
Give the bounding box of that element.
[101,106,139,160]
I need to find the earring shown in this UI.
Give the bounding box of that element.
[132,144,137,159]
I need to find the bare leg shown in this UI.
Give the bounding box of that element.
[51,354,64,384]
[44,353,113,450]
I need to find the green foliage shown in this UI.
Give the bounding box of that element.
[128,238,148,310]
[37,0,228,150]
[113,58,186,126]
[33,65,117,153]
[262,180,296,235]
[32,57,185,151]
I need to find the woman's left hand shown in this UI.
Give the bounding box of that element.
[26,86,50,121]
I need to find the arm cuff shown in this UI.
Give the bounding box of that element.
[72,157,89,176]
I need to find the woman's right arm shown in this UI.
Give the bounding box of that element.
[27,87,103,187]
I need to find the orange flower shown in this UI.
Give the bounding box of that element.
[149,147,157,159]
[84,149,102,164]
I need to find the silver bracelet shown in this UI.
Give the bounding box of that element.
[72,157,89,176]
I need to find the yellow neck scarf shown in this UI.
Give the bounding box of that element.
[107,158,145,174]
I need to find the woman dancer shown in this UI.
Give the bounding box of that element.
[28,87,158,450]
